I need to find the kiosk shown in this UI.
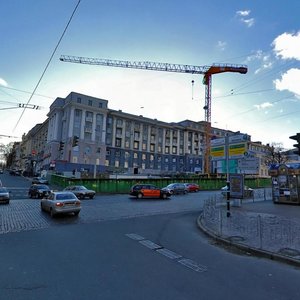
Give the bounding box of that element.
[269,163,300,204]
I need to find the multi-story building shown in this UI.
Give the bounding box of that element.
[17,119,49,175]
[42,92,229,175]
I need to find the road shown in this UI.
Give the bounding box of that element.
[0,172,299,300]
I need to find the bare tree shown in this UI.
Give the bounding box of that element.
[264,142,287,166]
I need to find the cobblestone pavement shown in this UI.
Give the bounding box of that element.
[0,192,207,235]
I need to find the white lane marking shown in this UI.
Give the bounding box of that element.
[126,233,145,241]
[156,248,182,259]
[139,240,162,250]
[126,233,208,273]
[178,258,207,273]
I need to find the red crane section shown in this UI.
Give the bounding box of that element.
[60,55,248,175]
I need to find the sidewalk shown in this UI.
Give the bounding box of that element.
[198,197,300,267]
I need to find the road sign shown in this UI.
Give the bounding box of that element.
[238,157,259,170]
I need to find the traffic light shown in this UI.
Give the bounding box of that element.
[289,133,300,155]
[59,141,65,151]
[72,136,79,147]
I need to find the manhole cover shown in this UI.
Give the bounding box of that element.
[278,248,300,257]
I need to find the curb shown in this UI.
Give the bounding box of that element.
[197,213,300,268]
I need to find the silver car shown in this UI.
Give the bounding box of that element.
[40,191,81,217]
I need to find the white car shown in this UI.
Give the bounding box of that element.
[41,191,81,217]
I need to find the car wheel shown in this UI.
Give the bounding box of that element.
[50,208,56,218]
[162,193,167,199]
[89,195,94,199]
[137,193,143,199]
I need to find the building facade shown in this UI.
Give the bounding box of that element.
[41,92,229,175]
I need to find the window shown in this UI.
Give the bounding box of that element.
[150,144,155,152]
[142,143,147,150]
[165,146,169,154]
[99,102,103,108]
[142,154,146,160]
[88,100,93,106]
[133,152,138,159]
[115,138,122,147]
[77,97,81,103]
[134,141,139,149]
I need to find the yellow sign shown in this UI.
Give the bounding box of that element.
[229,143,246,157]
[211,146,225,157]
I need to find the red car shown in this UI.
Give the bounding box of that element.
[184,183,200,192]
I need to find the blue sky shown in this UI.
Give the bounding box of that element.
[1,0,300,149]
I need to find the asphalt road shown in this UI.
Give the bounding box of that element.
[1,208,300,300]
[0,171,299,300]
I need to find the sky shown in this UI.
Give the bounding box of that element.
[1,0,300,149]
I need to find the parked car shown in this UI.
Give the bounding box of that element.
[32,177,49,185]
[40,191,81,217]
[162,183,187,195]
[63,185,96,199]
[184,183,200,192]
[0,187,10,204]
[130,184,171,199]
[28,184,51,199]
[221,185,254,198]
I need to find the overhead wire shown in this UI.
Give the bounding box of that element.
[13,0,82,132]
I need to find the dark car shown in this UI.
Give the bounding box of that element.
[32,177,49,185]
[0,187,10,204]
[63,185,96,199]
[184,183,200,192]
[28,184,51,199]
[162,183,187,195]
[130,184,171,199]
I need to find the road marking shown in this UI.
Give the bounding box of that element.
[156,248,182,259]
[125,233,145,241]
[178,258,207,273]
[139,240,162,250]
[126,233,207,273]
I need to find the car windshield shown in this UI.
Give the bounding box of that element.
[35,185,48,189]
[78,186,87,190]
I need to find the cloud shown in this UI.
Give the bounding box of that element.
[236,10,250,17]
[272,31,300,60]
[217,40,226,51]
[254,102,273,110]
[274,68,300,97]
[236,10,255,27]
[0,78,8,87]
[246,50,273,73]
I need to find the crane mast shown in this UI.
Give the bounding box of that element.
[60,55,247,175]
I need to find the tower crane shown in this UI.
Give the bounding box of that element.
[60,55,248,175]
